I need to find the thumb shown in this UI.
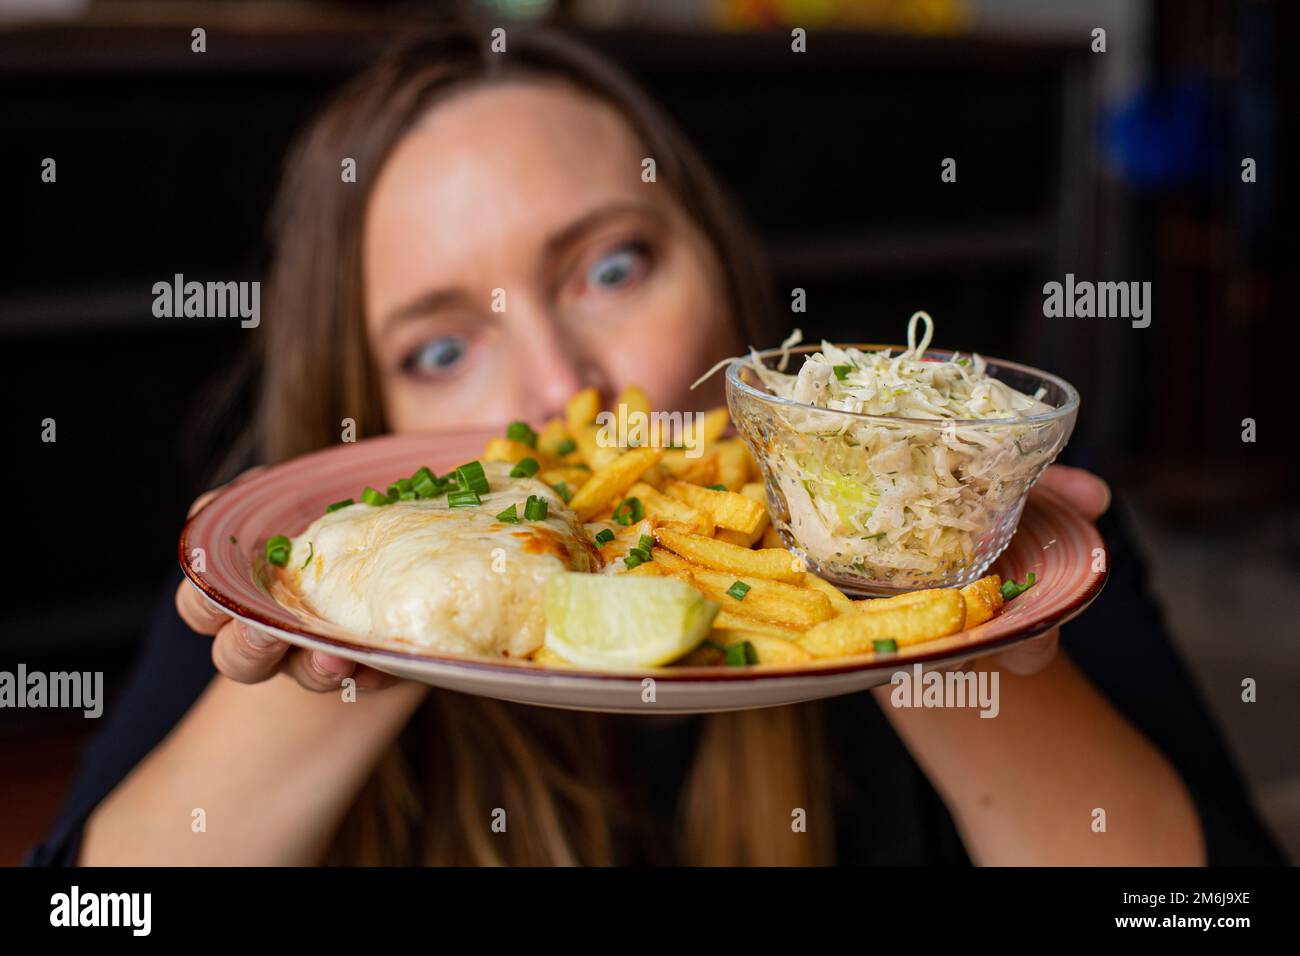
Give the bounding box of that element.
[1036,465,1110,521]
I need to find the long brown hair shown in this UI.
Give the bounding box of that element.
[259,24,831,866]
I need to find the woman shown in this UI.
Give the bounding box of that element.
[33,26,1281,866]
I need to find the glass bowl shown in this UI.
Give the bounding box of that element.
[726,344,1079,595]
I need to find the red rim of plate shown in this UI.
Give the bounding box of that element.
[179,428,1108,683]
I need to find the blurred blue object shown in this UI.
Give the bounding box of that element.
[1101,78,1220,190]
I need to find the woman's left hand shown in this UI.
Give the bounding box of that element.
[977,464,1111,676]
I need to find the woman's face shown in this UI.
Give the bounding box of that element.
[362,80,738,433]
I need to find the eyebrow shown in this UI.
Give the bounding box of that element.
[378,201,662,334]
[541,200,661,261]
[379,288,466,334]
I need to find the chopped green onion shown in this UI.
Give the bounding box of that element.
[637,534,654,552]
[629,546,652,562]
[623,553,644,570]
[956,357,970,366]
[725,580,751,601]
[455,461,489,495]
[556,438,577,456]
[1001,572,1037,601]
[594,528,614,546]
[265,535,291,567]
[387,477,413,499]
[506,421,538,448]
[326,498,354,513]
[411,466,435,485]
[300,542,314,569]
[361,486,390,507]
[510,457,540,478]
[398,489,416,501]
[412,476,438,498]
[448,489,481,508]
[706,483,727,491]
[612,497,644,526]
[524,495,549,521]
[551,481,571,503]
[832,364,853,381]
[496,504,520,524]
[725,641,758,666]
[872,638,898,653]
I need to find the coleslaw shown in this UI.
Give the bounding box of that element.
[728,312,1071,587]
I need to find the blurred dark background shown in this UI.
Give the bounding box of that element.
[1,0,1296,863]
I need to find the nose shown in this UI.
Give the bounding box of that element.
[510,299,609,420]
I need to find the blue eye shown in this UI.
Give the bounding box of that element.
[404,335,466,379]
[586,244,647,292]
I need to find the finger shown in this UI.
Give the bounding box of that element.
[283,648,357,693]
[992,630,1059,677]
[187,487,223,518]
[176,580,231,635]
[1036,465,1111,521]
[351,666,403,691]
[186,466,268,518]
[211,620,291,684]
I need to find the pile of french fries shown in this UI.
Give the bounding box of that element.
[480,386,1012,668]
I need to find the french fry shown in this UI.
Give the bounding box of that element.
[715,529,753,546]
[483,437,538,466]
[959,574,1004,628]
[536,418,570,460]
[600,517,656,566]
[539,467,591,491]
[663,479,765,535]
[630,559,699,593]
[683,406,731,448]
[573,423,621,471]
[652,550,832,630]
[761,525,785,549]
[628,482,712,535]
[565,387,601,433]
[712,609,804,642]
[569,447,662,521]
[616,384,651,418]
[798,588,966,657]
[715,483,771,547]
[531,645,573,667]
[653,527,805,584]
[657,450,718,487]
[714,439,751,492]
[802,573,856,615]
[712,630,813,665]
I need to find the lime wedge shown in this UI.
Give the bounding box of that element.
[543,573,720,669]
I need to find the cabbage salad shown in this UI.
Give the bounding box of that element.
[745,312,1059,584]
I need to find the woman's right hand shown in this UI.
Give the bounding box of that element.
[176,475,402,692]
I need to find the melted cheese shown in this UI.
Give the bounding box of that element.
[281,462,596,658]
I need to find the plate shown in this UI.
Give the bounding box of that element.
[179,429,1108,714]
